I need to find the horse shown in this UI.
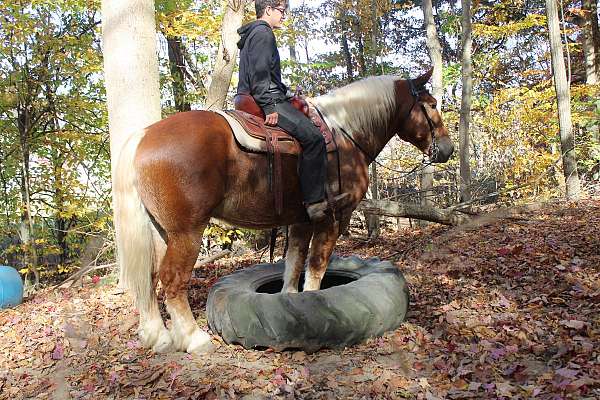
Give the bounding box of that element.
[113,68,454,354]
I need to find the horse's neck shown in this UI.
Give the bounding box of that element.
[317,102,395,160]
[314,79,399,160]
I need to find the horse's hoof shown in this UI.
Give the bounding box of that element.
[138,320,171,350]
[280,285,298,294]
[186,330,215,354]
[152,329,174,353]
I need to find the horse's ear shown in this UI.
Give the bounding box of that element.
[414,67,434,86]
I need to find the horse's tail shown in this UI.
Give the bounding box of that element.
[113,129,155,312]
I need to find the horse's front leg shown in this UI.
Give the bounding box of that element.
[304,220,340,291]
[159,229,214,354]
[282,223,312,293]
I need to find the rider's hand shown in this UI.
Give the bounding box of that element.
[265,112,278,126]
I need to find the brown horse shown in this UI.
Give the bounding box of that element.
[113,68,453,354]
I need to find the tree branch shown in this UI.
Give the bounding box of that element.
[357,199,472,226]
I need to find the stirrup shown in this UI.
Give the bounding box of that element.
[306,200,328,222]
[306,193,351,223]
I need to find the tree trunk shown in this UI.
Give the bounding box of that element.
[102,0,162,285]
[167,36,191,112]
[546,0,581,200]
[17,104,39,285]
[206,0,246,110]
[366,163,380,239]
[459,0,473,203]
[581,0,600,144]
[582,0,599,83]
[102,0,161,171]
[353,18,368,76]
[420,0,444,214]
[287,2,297,63]
[340,15,354,82]
[370,0,379,72]
[43,75,71,266]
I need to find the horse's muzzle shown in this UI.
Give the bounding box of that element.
[431,135,454,163]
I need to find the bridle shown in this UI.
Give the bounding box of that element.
[407,79,439,162]
[336,78,439,164]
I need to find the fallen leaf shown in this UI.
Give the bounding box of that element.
[560,320,585,330]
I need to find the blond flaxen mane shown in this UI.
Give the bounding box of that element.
[312,76,399,146]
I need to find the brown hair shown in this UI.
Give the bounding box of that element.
[255,0,287,18]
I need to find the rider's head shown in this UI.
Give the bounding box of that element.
[256,0,287,29]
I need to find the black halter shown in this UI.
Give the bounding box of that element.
[337,78,439,163]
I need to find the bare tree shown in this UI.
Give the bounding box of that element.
[206,0,247,110]
[545,0,581,200]
[420,0,443,212]
[167,36,191,112]
[582,0,599,83]
[102,0,162,283]
[459,0,473,203]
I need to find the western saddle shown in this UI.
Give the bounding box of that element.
[225,94,340,216]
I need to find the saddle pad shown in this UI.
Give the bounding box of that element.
[214,109,337,156]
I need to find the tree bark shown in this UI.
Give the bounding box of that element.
[582,0,599,83]
[358,199,471,226]
[366,163,380,239]
[102,0,162,173]
[545,0,581,200]
[287,2,297,63]
[420,0,444,214]
[459,0,473,203]
[102,0,162,285]
[17,101,39,285]
[167,36,191,111]
[353,17,368,76]
[340,14,354,82]
[422,0,444,106]
[206,0,246,110]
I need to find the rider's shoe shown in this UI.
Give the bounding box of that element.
[305,193,351,223]
[306,200,328,222]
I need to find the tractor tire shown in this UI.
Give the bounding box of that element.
[206,255,409,352]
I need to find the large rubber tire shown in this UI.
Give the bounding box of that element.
[206,255,409,352]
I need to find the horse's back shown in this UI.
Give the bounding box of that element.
[134,111,234,229]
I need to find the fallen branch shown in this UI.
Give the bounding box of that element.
[54,263,117,289]
[358,199,472,226]
[194,250,231,268]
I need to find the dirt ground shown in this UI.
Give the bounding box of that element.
[1,199,599,399]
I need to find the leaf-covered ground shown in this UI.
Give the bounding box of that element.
[1,199,599,399]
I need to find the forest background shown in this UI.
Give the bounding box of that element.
[0,0,598,288]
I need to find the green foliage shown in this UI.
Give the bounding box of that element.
[0,0,110,279]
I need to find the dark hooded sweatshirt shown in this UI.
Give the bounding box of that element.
[237,20,289,116]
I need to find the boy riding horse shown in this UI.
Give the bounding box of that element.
[237,0,346,222]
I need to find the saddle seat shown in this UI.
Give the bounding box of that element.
[216,94,337,156]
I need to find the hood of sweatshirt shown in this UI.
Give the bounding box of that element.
[237,20,271,49]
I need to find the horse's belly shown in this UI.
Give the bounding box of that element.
[208,150,307,228]
[213,199,306,229]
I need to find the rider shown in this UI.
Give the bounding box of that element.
[236,0,331,222]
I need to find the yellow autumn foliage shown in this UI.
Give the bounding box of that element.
[475,81,600,200]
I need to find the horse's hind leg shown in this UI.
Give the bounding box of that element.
[304,220,339,291]
[159,228,213,354]
[137,225,173,353]
[282,223,312,293]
